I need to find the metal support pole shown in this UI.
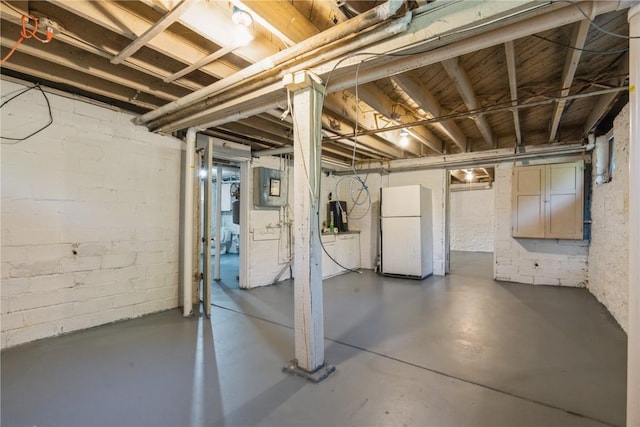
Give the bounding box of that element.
[283,71,335,382]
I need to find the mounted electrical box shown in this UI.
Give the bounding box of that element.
[253,167,287,208]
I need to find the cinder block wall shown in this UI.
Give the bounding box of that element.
[450,188,495,252]
[246,156,293,287]
[493,162,588,286]
[1,80,181,348]
[588,104,629,332]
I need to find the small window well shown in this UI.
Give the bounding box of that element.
[449,167,494,191]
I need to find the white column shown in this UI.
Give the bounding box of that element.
[214,166,223,280]
[287,71,326,372]
[628,5,640,427]
[202,139,213,318]
[183,128,197,316]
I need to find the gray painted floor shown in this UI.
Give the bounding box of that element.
[1,251,627,427]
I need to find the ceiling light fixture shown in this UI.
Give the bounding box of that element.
[399,128,409,148]
[466,170,474,181]
[232,6,252,27]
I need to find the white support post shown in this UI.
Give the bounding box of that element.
[283,70,335,381]
[202,139,213,318]
[215,166,223,281]
[183,128,197,317]
[628,5,640,427]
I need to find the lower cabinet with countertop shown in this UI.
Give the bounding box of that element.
[321,231,360,278]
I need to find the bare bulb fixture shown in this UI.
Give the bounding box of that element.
[399,128,409,148]
[466,170,474,181]
[232,6,252,27]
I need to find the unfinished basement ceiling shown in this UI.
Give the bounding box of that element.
[0,1,631,166]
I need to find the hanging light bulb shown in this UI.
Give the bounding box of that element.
[232,6,253,27]
[466,170,474,181]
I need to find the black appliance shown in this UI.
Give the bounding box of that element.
[327,201,348,232]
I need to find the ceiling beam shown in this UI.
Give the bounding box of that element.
[1,1,205,91]
[549,19,590,142]
[442,57,496,149]
[504,41,522,146]
[582,52,629,137]
[356,83,444,154]
[0,48,165,110]
[164,45,237,83]
[0,21,189,102]
[320,112,406,159]
[323,91,422,157]
[51,0,238,80]
[230,0,316,45]
[391,74,467,151]
[111,0,193,65]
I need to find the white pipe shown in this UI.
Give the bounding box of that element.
[253,146,295,157]
[135,0,404,126]
[183,127,196,316]
[332,143,593,175]
[214,166,222,281]
[627,5,640,427]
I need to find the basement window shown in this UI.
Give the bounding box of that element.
[449,167,494,191]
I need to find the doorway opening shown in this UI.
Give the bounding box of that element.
[445,167,495,278]
[208,165,241,288]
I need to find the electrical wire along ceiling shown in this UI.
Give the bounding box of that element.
[0,0,633,166]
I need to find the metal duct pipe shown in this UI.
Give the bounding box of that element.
[148,12,412,133]
[332,143,593,175]
[135,0,404,127]
[253,146,294,157]
[182,127,196,317]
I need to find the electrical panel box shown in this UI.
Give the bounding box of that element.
[253,167,287,208]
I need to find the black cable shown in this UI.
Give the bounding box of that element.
[555,0,640,39]
[1,84,53,143]
[532,34,629,55]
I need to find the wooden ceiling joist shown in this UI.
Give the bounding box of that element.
[392,74,467,151]
[548,19,591,142]
[442,57,496,149]
[504,41,522,146]
[111,0,194,65]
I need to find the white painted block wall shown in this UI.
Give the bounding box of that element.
[321,172,381,270]
[493,162,588,286]
[245,156,293,288]
[1,80,181,348]
[588,104,629,331]
[450,188,495,252]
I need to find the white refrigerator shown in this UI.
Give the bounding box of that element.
[381,185,433,279]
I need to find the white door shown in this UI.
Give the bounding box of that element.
[382,216,422,276]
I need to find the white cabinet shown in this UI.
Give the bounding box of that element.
[321,233,360,278]
[321,234,339,278]
[337,233,360,270]
[512,161,584,239]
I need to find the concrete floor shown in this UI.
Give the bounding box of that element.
[1,251,627,427]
